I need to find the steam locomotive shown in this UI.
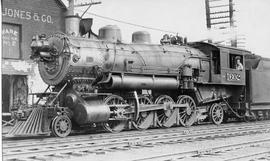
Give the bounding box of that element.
[8,15,270,137]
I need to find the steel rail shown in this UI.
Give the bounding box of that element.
[3,123,270,161]
[132,139,270,161]
[3,121,269,149]
[224,150,270,161]
[3,120,269,146]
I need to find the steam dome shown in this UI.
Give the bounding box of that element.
[98,25,122,43]
[132,31,151,44]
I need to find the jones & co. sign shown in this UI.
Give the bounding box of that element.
[2,8,54,24]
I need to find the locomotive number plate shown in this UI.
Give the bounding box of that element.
[226,73,241,81]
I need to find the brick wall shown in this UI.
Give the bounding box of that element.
[2,0,66,60]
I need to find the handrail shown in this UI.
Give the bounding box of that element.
[35,85,51,105]
[47,83,68,106]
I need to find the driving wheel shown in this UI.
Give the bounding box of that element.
[133,95,154,130]
[177,95,197,127]
[155,95,175,127]
[102,95,128,133]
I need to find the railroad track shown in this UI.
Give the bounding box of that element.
[3,121,269,146]
[133,135,270,161]
[3,121,270,161]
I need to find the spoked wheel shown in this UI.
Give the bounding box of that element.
[177,95,197,127]
[155,95,175,127]
[102,95,128,133]
[51,115,72,137]
[133,95,154,130]
[210,103,224,125]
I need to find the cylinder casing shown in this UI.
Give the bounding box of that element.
[73,101,110,124]
[65,91,110,125]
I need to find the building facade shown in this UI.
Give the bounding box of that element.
[2,0,66,116]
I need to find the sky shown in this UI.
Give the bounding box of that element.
[66,0,270,58]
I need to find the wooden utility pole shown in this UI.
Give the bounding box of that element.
[67,0,101,16]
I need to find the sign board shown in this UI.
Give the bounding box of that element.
[226,72,241,81]
[2,8,54,24]
[2,23,20,59]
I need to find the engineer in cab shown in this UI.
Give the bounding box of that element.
[235,56,243,71]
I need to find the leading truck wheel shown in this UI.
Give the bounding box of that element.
[102,95,128,133]
[51,115,72,137]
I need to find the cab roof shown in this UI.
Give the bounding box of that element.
[188,41,251,55]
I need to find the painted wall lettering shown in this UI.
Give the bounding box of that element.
[2,8,54,24]
[2,24,20,59]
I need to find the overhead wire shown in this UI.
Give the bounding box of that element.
[74,8,178,34]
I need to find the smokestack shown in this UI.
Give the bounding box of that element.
[65,0,80,36]
[65,14,81,36]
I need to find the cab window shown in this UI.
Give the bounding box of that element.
[229,54,243,70]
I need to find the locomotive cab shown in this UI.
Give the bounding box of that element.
[189,42,248,86]
[188,42,252,124]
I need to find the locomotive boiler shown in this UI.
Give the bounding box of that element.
[8,15,270,138]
